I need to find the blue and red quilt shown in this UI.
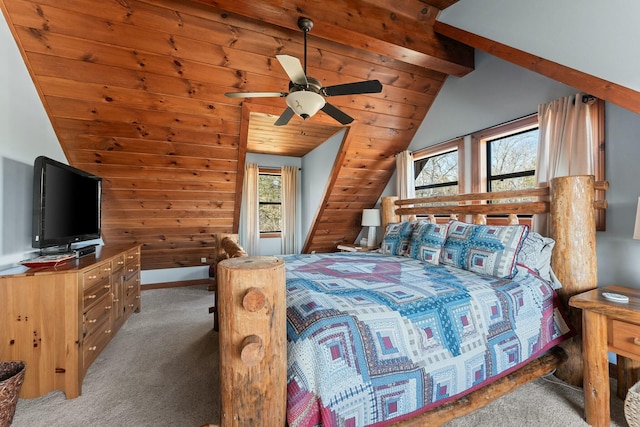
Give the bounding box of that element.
[283,252,573,426]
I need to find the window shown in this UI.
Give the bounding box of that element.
[472,115,538,194]
[413,138,464,198]
[486,127,538,193]
[258,169,282,235]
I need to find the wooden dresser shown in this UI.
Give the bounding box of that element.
[0,244,141,399]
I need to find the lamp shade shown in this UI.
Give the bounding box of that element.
[362,209,381,227]
[286,91,326,120]
[634,197,640,239]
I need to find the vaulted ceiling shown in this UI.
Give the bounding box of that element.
[0,0,476,269]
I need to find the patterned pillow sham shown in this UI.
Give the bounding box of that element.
[440,220,529,279]
[516,231,555,281]
[409,221,449,264]
[380,220,422,256]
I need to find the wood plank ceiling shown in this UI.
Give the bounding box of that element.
[0,0,473,270]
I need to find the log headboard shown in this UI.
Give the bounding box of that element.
[381,175,608,302]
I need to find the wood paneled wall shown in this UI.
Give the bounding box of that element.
[0,0,473,268]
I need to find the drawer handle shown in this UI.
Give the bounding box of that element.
[633,338,640,346]
[104,305,112,310]
[129,304,134,308]
[89,346,97,351]
[87,294,97,300]
[128,285,134,289]
[103,285,110,289]
[105,329,112,334]
[112,298,119,302]
[88,275,97,280]
[87,318,97,324]
[135,295,141,299]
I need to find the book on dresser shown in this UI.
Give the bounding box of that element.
[20,253,76,268]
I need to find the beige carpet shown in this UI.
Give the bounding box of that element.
[10,285,628,427]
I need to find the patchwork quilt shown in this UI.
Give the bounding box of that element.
[283,252,573,427]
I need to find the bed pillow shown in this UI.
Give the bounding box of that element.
[440,220,529,279]
[516,232,556,281]
[380,220,421,256]
[409,222,449,265]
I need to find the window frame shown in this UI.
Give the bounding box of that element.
[258,167,282,238]
[471,115,538,194]
[413,138,465,197]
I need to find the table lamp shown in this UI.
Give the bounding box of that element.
[362,209,381,248]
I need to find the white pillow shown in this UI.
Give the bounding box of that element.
[516,231,555,282]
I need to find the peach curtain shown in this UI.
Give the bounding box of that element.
[240,163,259,255]
[396,150,415,200]
[281,165,298,255]
[534,93,598,233]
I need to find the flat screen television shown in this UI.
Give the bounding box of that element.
[32,156,102,252]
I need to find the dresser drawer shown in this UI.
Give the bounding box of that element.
[83,278,111,312]
[83,315,112,369]
[82,261,112,289]
[124,248,140,279]
[124,274,138,298]
[124,273,140,316]
[609,319,640,358]
[112,254,125,273]
[83,291,112,337]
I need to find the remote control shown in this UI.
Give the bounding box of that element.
[602,292,629,303]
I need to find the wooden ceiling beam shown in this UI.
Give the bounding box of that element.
[434,21,640,116]
[191,0,474,76]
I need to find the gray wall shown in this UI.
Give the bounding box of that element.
[597,103,640,286]
[408,51,577,151]
[301,129,345,245]
[0,12,65,271]
[439,1,640,93]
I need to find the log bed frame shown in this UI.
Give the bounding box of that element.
[210,174,608,427]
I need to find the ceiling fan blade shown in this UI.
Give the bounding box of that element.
[322,80,383,97]
[321,103,354,125]
[276,55,308,86]
[224,91,287,98]
[274,107,295,126]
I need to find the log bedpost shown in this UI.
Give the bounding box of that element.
[381,196,399,232]
[548,175,598,386]
[217,256,286,426]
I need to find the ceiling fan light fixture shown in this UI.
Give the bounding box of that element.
[286,91,326,120]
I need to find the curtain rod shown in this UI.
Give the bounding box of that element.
[258,166,302,171]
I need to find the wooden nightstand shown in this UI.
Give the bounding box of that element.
[337,243,378,252]
[569,285,640,427]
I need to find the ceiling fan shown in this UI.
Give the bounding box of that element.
[224,17,383,126]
